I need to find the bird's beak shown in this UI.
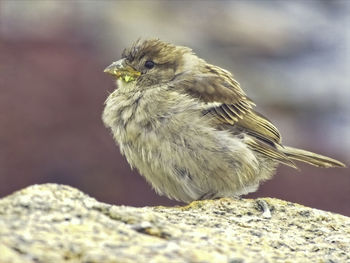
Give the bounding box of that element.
[104,59,141,83]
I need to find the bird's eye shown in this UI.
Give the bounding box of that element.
[144,60,155,69]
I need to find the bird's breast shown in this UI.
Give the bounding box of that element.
[103,86,191,144]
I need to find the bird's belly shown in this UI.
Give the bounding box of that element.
[103,90,267,203]
[117,116,264,203]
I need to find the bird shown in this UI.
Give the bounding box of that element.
[102,39,345,203]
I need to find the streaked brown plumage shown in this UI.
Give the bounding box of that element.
[103,39,345,203]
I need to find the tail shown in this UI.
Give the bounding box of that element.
[281,146,346,168]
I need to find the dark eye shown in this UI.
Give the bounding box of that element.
[144,60,155,69]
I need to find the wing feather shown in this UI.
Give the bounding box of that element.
[245,138,297,168]
[214,107,236,124]
[173,62,288,165]
[237,110,282,144]
[221,105,240,121]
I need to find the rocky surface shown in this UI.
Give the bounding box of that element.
[0,184,349,263]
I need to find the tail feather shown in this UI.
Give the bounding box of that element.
[281,146,346,168]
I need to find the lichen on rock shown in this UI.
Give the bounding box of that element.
[0,184,349,263]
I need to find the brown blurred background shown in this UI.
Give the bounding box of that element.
[0,0,349,215]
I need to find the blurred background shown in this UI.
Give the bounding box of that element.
[1,0,349,215]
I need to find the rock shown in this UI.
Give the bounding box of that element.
[0,184,349,263]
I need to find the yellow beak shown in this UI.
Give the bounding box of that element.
[104,59,141,83]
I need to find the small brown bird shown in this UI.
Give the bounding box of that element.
[103,39,345,203]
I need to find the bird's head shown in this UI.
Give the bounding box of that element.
[104,39,242,103]
[104,39,200,88]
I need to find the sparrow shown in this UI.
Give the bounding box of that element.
[102,39,345,203]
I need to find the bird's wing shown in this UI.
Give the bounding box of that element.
[173,63,296,167]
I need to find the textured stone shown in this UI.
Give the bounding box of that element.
[0,184,349,263]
